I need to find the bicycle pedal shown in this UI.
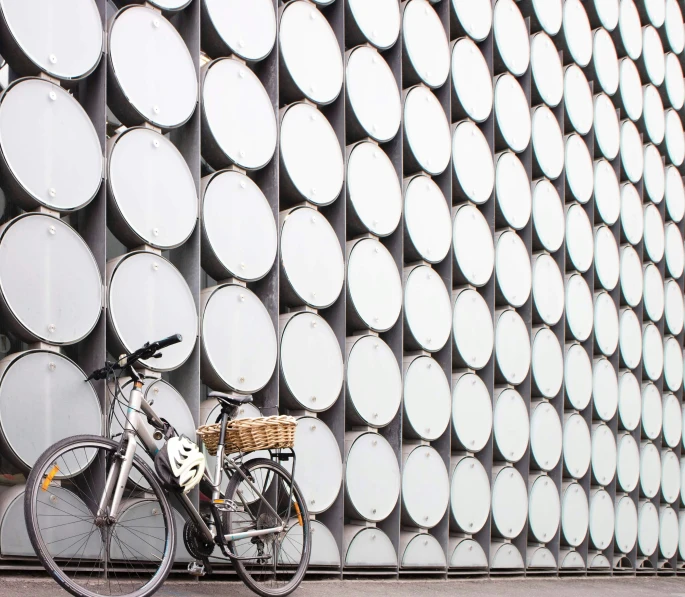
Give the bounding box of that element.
[212,498,238,512]
[187,561,206,577]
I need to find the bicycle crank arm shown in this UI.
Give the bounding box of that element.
[224,525,284,542]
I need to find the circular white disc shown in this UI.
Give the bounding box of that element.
[594,0,620,30]
[565,135,594,204]
[663,392,683,447]
[494,388,529,463]
[452,373,492,452]
[404,86,451,175]
[402,446,449,528]
[594,28,619,95]
[403,0,450,88]
[108,252,196,371]
[280,312,343,412]
[617,434,640,492]
[662,449,680,504]
[666,109,685,166]
[529,476,561,543]
[450,538,488,568]
[347,335,401,428]
[643,85,665,145]
[666,0,685,54]
[665,279,685,335]
[566,274,593,342]
[346,46,400,143]
[620,308,642,368]
[619,0,643,60]
[405,265,452,352]
[619,57,643,121]
[565,343,592,410]
[348,238,402,332]
[665,53,685,110]
[452,0,492,41]
[563,0,592,67]
[451,38,492,123]
[530,401,562,470]
[496,231,531,308]
[452,121,495,204]
[109,7,197,128]
[453,203,494,287]
[595,226,620,291]
[666,165,685,222]
[280,207,344,308]
[642,382,663,440]
[495,74,531,153]
[594,94,620,160]
[279,1,343,105]
[405,176,452,263]
[280,103,344,205]
[533,253,564,326]
[347,142,402,237]
[564,414,591,479]
[564,65,593,135]
[593,357,619,420]
[493,0,530,76]
[532,328,563,399]
[644,144,665,204]
[643,322,664,382]
[404,356,451,441]
[646,0,667,26]
[621,184,644,245]
[492,466,528,538]
[621,120,644,183]
[531,32,564,107]
[681,510,685,559]
[660,506,679,558]
[589,489,615,550]
[532,0,562,34]
[347,0,401,49]
[666,223,685,279]
[533,106,564,179]
[0,79,102,211]
[643,25,665,86]
[643,263,664,322]
[495,310,531,385]
[615,495,638,553]
[566,203,593,272]
[619,370,642,431]
[496,152,531,229]
[561,482,589,546]
[637,500,659,556]
[595,295,619,361]
[592,424,617,486]
[451,457,491,533]
[532,181,565,253]
[640,441,661,498]
[201,285,276,394]
[453,289,494,370]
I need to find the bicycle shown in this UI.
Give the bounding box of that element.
[24,334,311,597]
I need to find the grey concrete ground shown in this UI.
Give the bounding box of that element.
[2,577,685,596]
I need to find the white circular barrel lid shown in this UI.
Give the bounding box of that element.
[532,328,563,398]
[496,230,531,307]
[563,0,592,67]
[621,248,643,310]
[452,0,492,41]
[405,265,452,352]
[492,543,525,568]
[643,323,664,381]
[451,457,490,533]
[452,121,495,205]
[492,466,528,539]
[494,388,529,463]
[529,475,560,543]
[452,374,492,452]
[619,370,642,431]
[450,538,488,568]
[345,527,396,566]
[401,533,446,568]
[642,382,663,439]
[402,0,450,88]
[594,0,620,30]
[531,32,564,108]
[622,183,644,245]
[566,274,593,341]
[405,176,452,263]
[531,0,562,34]
[495,74,531,153]
[202,170,276,282]
[404,86,451,175]
[564,414,591,479]
[681,510,685,560]
[347,335,401,428]
[643,263,664,322]
[532,106,564,180]
[345,432,400,522]
[666,109,685,166]
[594,29,619,96]
[666,166,685,222]
[202,58,276,170]
[589,489,615,550]
[619,0,643,60]
[532,180,565,252]
[109,6,197,128]
[594,94,620,160]
[347,0,401,49]
[644,145,665,205]
[495,309,531,385]
[110,127,196,249]
[203,0,276,62]
[645,0,667,26]
[595,226,620,291]
[565,343,593,410]
[0,78,102,212]
[592,424,617,486]
[0,351,101,470]
[0,214,101,345]
[286,519,339,567]
[664,393,683,447]
[565,135,594,204]
[643,25,666,86]
[280,207,344,308]
[665,279,685,335]
[530,401,562,470]
[453,203,494,287]
[640,441,661,498]
[617,433,640,492]
[664,337,684,392]
[533,254,564,327]
[202,285,276,394]
[638,501,659,556]
[564,65,594,135]
[666,0,685,53]
[662,449,680,504]
[666,222,685,278]
[615,495,638,553]
[643,85,665,145]
[561,482,589,547]
[451,38,492,123]
[621,120,644,183]
[619,59,643,123]
[280,103,343,206]
[346,46,400,143]
[493,0,530,76]
[280,312,343,412]
[594,356,619,420]
[404,356,451,441]
[660,506,679,558]
[279,1,342,105]
[347,238,402,332]
[347,142,401,237]
[453,289,494,370]
[620,308,642,368]
[496,152,531,229]
[665,53,685,110]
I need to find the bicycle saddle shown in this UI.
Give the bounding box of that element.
[208,391,253,407]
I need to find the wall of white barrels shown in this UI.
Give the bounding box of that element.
[0,0,680,579]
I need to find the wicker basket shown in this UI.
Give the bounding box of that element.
[197,416,297,456]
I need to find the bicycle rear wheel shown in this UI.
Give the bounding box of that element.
[225,457,311,597]
[24,434,176,597]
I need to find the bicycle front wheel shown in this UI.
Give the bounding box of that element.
[24,434,176,597]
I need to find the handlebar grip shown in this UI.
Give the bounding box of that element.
[156,334,183,350]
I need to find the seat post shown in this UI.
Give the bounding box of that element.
[212,411,230,503]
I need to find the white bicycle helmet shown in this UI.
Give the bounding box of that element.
[156,435,205,494]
